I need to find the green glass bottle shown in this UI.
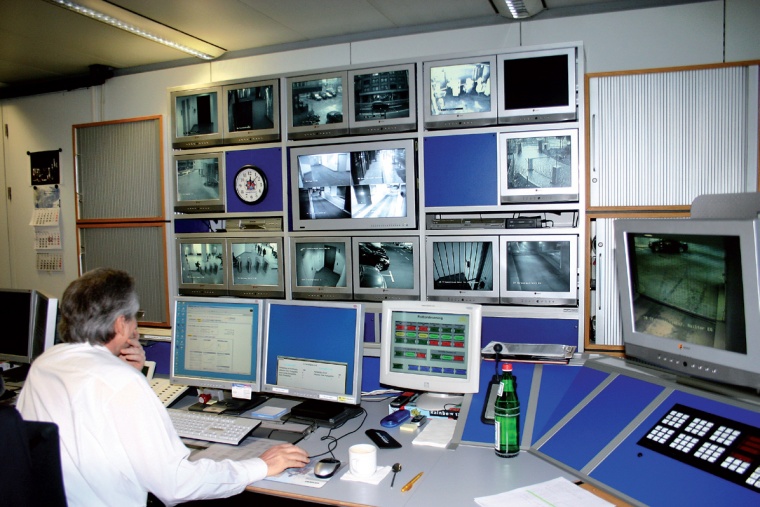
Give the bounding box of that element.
[494,362,520,458]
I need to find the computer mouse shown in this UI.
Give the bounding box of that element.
[313,458,341,478]
[380,409,411,428]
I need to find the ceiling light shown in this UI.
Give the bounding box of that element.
[493,0,545,19]
[43,0,225,60]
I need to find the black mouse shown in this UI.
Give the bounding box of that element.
[313,458,341,478]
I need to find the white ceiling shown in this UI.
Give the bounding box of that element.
[0,0,704,96]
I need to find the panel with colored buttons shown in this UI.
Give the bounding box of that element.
[638,403,760,493]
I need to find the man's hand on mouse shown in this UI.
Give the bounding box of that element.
[259,443,310,476]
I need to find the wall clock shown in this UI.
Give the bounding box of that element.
[234,165,268,204]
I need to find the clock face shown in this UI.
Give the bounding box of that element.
[234,165,268,204]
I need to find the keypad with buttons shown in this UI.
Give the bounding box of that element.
[638,404,760,494]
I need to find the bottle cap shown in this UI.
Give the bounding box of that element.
[501,363,512,372]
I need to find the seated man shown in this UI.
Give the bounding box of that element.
[17,268,309,506]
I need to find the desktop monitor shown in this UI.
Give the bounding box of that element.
[226,237,285,299]
[497,46,577,125]
[171,297,263,391]
[173,152,226,213]
[425,236,500,304]
[348,63,417,135]
[290,236,353,300]
[422,55,498,129]
[261,300,364,415]
[351,236,421,302]
[499,234,578,306]
[176,236,229,297]
[615,217,760,391]
[171,85,223,149]
[379,300,482,411]
[0,289,58,365]
[286,71,349,140]
[222,79,280,145]
[289,139,417,232]
[499,128,579,203]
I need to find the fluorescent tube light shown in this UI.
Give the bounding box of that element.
[44,0,225,60]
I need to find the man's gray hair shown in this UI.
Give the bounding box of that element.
[58,268,140,345]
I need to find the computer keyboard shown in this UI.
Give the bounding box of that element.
[168,408,261,445]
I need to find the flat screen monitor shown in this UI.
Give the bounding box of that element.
[176,236,229,297]
[499,234,578,306]
[286,71,349,140]
[422,55,497,130]
[171,86,223,149]
[171,297,263,391]
[290,237,353,301]
[348,63,417,135]
[499,128,578,203]
[351,236,420,302]
[226,237,285,298]
[497,46,577,125]
[0,289,57,365]
[426,236,500,304]
[261,300,364,408]
[173,152,226,213]
[290,139,417,232]
[615,217,760,391]
[379,300,482,411]
[222,79,280,145]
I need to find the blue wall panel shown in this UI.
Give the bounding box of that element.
[481,316,578,348]
[423,133,498,207]
[225,147,283,213]
[537,374,664,470]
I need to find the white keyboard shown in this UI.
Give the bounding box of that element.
[167,408,261,445]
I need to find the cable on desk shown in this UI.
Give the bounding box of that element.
[307,407,368,461]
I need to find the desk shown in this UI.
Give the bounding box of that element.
[242,398,584,507]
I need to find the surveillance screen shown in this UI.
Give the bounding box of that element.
[176,157,220,202]
[430,241,494,291]
[291,76,344,127]
[353,69,411,122]
[175,92,219,137]
[504,133,572,190]
[230,242,279,287]
[357,241,415,290]
[179,242,224,285]
[227,84,275,132]
[505,240,572,293]
[294,242,348,288]
[429,61,492,116]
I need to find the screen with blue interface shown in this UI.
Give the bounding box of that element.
[262,300,363,405]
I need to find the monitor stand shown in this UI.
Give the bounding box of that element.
[290,399,360,428]
[414,392,464,412]
[217,395,268,415]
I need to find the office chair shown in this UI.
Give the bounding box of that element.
[0,405,67,506]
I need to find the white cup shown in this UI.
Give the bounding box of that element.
[349,443,377,478]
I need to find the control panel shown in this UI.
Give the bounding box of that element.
[639,403,760,494]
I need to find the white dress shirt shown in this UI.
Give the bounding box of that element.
[17,342,267,507]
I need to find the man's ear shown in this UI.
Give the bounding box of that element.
[113,314,129,338]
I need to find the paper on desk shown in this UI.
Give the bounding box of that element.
[265,462,330,488]
[188,437,280,462]
[412,418,457,447]
[474,477,614,507]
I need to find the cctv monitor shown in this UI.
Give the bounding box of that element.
[222,78,280,145]
[423,55,497,130]
[615,217,760,391]
[171,86,223,149]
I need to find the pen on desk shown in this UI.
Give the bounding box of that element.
[400,471,423,492]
